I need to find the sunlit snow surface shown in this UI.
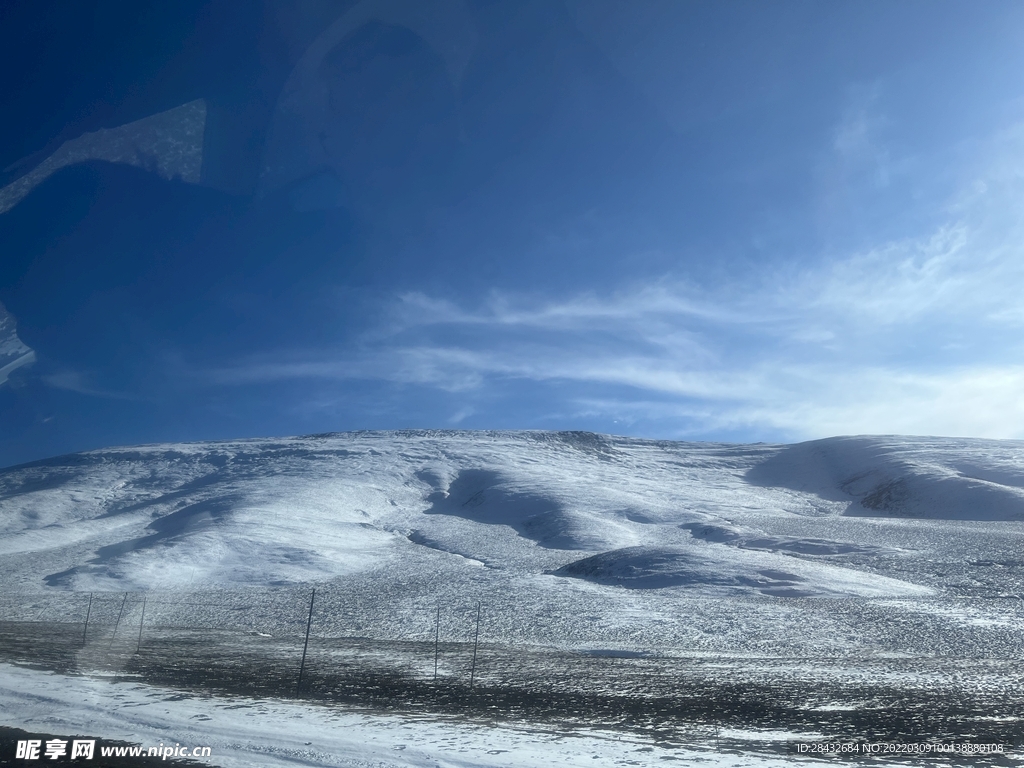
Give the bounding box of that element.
[5,431,1024,645]
[0,663,835,768]
[3,431,1024,764]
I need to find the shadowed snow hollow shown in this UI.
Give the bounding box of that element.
[552,545,928,598]
[422,468,635,550]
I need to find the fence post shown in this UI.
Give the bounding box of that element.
[108,592,129,649]
[433,605,440,682]
[136,596,147,653]
[469,602,481,688]
[296,588,316,696]
[82,593,93,646]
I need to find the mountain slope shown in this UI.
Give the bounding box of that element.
[3,431,1024,655]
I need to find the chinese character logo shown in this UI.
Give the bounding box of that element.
[15,737,96,760]
[44,739,68,760]
[71,740,95,760]
[16,740,41,760]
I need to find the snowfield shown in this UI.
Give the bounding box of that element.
[0,663,840,768]
[2,430,1024,765]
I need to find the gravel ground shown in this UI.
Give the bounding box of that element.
[1,620,1021,765]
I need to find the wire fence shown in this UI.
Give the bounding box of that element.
[0,586,548,700]
[6,587,1024,659]
[3,588,1024,748]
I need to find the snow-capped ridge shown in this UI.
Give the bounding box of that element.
[746,435,1024,520]
[0,429,1017,606]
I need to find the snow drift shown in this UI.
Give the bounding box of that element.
[746,435,1024,520]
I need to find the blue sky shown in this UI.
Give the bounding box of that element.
[2,0,1024,466]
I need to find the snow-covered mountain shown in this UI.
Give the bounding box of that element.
[5,429,1024,767]
[3,430,1024,654]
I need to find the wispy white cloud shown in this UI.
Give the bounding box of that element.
[391,283,760,329]
[208,119,1024,441]
[448,406,475,425]
[554,362,1024,443]
[41,371,150,401]
[831,83,892,188]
